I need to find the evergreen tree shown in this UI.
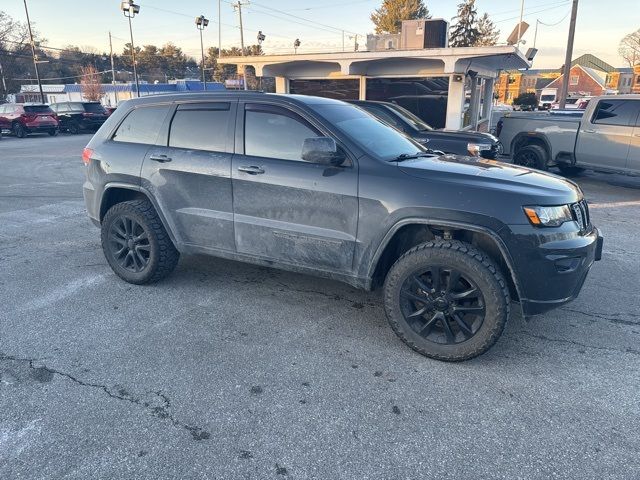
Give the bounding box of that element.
[449,0,479,47]
[371,0,430,34]
[476,12,499,46]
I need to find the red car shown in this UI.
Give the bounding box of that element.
[0,103,59,138]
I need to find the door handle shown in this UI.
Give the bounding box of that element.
[149,154,172,163]
[238,165,265,175]
[582,129,596,134]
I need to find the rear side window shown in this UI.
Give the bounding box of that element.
[83,103,106,114]
[244,106,319,161]
[113,105,170,145]
[169,103,230,152]
[24,105,54,114]
[591,100,640,127]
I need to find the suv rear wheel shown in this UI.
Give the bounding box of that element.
[101,199,180,284]
[13,122,27,138]
[383,240,510,362]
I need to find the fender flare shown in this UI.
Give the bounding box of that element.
[367,218,524,307]
[100,182,181,248]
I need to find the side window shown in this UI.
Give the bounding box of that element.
[169,103,230,152]
[592,100,639,127]
[244,105,320,161]
[366,106,403,130]
[113,105,170,145]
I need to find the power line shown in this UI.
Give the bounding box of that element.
[493,2,571,24]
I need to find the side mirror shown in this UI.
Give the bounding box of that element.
[301,137,345,166]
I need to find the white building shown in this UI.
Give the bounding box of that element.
[221,46,530,131]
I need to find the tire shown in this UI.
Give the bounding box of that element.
[557,164,584,176]
[13,122,27,138]
[513,144,548,170]
[67,122,80,134]
[48,129,58,137]
[383,240,510,362]
[101,199,179,284]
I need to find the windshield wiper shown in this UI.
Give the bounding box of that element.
[389,151,434,162]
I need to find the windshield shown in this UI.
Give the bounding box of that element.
[83,103,107,113]
[314,104,426,162]
[386,103,434,131]
[24,105,53,114]
[540,95,555,101]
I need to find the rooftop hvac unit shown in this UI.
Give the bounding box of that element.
[401,19,448,49]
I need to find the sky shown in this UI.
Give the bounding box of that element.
[2,0,638,69]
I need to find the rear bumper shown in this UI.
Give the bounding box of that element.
[504,225,603,316]
[25,123,58,132]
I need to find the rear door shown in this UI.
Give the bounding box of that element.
[576,99,637,170]
[231,102,358,273]
[628,102,640,174]
[141,101,237,251]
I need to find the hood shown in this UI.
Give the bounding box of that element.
[398,154,582,205]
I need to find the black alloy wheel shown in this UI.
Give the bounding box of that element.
[13,123,26,138]
[399,266,485,345]
[107,216,151,273]
[383,240,510,361]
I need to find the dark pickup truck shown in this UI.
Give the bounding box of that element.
[82,92,602,361]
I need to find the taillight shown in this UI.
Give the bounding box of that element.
[21,113,36,122]
[496,119,503,138]
[82,147,94,165]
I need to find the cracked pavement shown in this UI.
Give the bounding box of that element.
[1,134,639,479]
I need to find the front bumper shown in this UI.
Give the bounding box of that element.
[504,224,603,316]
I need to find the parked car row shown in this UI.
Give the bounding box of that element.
[0,102,111,138]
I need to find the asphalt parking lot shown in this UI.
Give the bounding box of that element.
[1,133,639,479]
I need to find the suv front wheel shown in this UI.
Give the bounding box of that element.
[13,122,27,138]
[383,240,510,361]
[101,199,180,284]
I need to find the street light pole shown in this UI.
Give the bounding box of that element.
[559,0,579,109]
[121,1,141,98]
[22,0,44,104]
[196,15,210,90]
[109,32,119,104]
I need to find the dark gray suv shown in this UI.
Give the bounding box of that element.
[82,92,602,361]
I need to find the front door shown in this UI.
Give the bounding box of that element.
[629,106,640,174]
[141,101,237,251]
[232,102,358,273]
[576,99,639,171]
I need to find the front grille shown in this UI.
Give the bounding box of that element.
[571,200,590,231]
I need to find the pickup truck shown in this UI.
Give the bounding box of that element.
[497,95,640,175]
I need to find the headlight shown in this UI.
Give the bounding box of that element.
[467,142,492,156]
[523,205,573,227]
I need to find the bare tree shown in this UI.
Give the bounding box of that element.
[619,29,640,67]
[80,64,103,101]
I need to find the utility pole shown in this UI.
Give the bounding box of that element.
[218,0,222,60]
[233,1,248,90]
[23,0,44,104]
[517,0,525,50]
[109,32,119,104]
[559,0,579,109]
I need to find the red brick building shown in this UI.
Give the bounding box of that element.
[544,64,607,97]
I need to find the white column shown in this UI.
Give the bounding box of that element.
[275,76,289,94]
[359,77,366,100]
[445,74,465,130]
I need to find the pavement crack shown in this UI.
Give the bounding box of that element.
[515,331,639,356]
[559,307,640,327]
[0,352,210,441]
